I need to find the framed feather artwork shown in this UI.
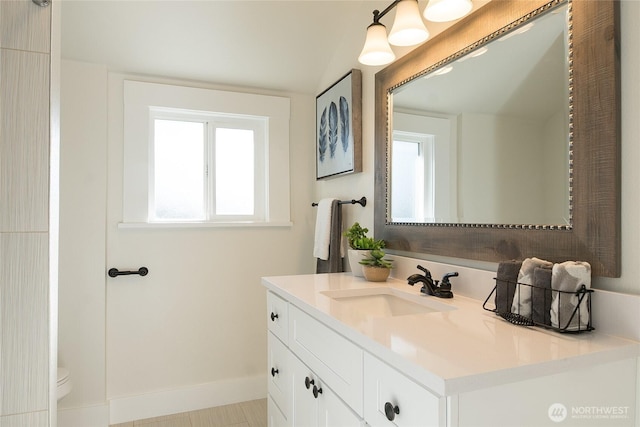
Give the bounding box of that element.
[316,69,362,179]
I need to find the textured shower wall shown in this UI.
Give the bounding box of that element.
[0,1,53,425]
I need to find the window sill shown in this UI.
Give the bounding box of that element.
[118,221,293,230]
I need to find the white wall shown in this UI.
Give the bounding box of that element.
[58,62,317,422]
[57,0,640,423]
[313,0,640,295]
[59,61,108,409]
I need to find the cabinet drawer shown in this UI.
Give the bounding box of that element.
[289,305,363,416]
[268,331,291,419]
[364,353,443,427]
[267,291,288,344]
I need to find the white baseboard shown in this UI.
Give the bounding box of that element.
[109,374,267,425]
[58,403,109,427]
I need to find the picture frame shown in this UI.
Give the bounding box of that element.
[316,69,362,180]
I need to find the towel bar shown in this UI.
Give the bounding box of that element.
[312,197,366,207]
[108,267,149,278]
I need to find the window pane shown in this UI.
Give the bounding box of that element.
[391,140,424,222]
[216,128,254,215]
[153,119,205,220]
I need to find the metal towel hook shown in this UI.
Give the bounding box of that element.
[32,0,51,7]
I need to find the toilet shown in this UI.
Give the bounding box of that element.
[57,367,72,400]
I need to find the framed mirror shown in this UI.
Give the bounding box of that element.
[374,0,620,277]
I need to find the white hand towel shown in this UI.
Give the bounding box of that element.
[550,261,591,330]
[511,257,553,318]
[313,198,336,260]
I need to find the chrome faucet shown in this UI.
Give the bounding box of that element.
[407,265,458,299]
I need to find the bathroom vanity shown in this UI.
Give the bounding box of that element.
[263,272,639,427]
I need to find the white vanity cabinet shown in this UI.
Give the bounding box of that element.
[266,291,364,427]
[266,290,443,427]
[264,275,639,427]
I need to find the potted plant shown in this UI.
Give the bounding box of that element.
[359,249,393,282]
[343,222,385,277]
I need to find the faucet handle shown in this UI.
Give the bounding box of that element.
[417,265,432,278]
[435,272,457,299]
[441,272,459,285]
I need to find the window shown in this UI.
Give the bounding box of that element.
[391,131,435,222]
[123,80,290,227]
[149,111,266,222]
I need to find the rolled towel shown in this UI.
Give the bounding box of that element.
[531,266,553,326]
[511,257,553,318]
[495,260,522,314]
[550,261,591,331]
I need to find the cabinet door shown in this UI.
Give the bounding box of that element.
[289,305,363,415]
[268,396,288,427]
[364,354,444,427]
[291,352,363,427]
[268,332,291,419]
[318,383,366,427]
[291,353,319,427]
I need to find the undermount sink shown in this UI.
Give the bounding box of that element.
[321,287,455,317]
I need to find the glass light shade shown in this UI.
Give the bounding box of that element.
[388,0,429,46]
[358,23,396,66]
[424,0,472,22]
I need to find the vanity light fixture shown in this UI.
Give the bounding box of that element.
[388,0,430,46]
[359,0,473,67]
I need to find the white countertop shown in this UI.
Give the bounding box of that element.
[262,272,640,396]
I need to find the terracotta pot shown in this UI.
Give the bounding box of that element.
[362,266,391,282]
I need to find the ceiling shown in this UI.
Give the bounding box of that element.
[60,0,487,95]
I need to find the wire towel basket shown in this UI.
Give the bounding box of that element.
[483,279,594,333]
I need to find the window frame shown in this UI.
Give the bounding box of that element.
[148,108,268,223]
[122,80,291,228]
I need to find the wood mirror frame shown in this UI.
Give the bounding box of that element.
[374,0,621,277]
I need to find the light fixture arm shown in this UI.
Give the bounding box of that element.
[371,0,402,24]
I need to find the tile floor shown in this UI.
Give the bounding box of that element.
[110,398,267,427]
